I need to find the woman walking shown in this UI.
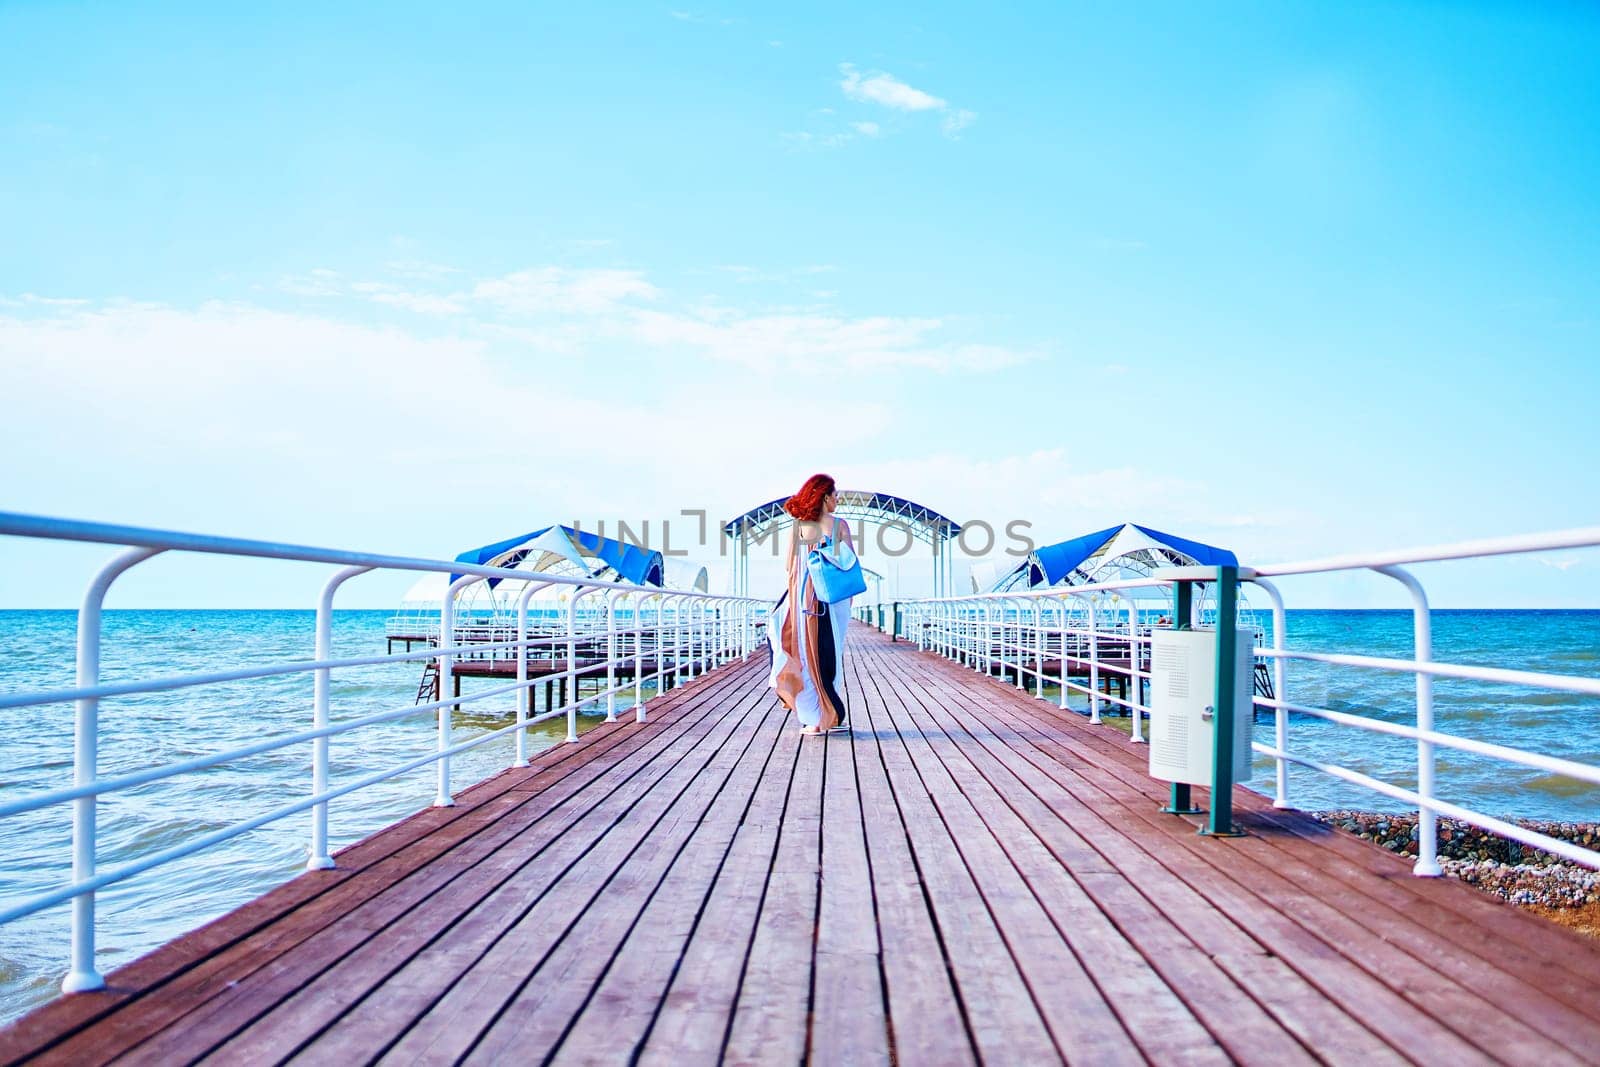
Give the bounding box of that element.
[769,473,855,734]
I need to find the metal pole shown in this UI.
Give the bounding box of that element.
[606,590,623,723]
[565,592,580,743]
[1126,595,1145,744]
[1374,566,1442,876]
[311,565,373,870]
[1087,599,1101,725]
[1202,565,1245,837]
[436,576,477,807]
[65,546,160,993]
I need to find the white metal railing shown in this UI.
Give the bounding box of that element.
[0,511,769,996]
[906,526,1600,878]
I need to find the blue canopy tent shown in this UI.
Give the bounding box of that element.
[451,526,667,588]
[994,523,1236,591]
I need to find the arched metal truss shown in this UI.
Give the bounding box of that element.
[722,490,961,597]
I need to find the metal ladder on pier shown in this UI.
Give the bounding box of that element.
[415,660,440,705]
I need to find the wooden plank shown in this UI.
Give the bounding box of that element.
[862,643,1143,1063]
[719,690,826,1065]
[453,694,786,1063]
[1008,676,1600,993]
[1018,718,1600,1061]
[807,681,891,1067]
[914,645,1542,1064]
[93,660,769,1066]
[196,664,773,1066]
[547,692,793,1063]
[849,643,1060,1064]
[973,671,1600,1059]
[633,719,802,1064]
[874,636,1396,1063]
[833,646,975,1067]
[868,640,1234,1065]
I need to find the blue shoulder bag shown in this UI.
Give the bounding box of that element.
[806,520,867,605]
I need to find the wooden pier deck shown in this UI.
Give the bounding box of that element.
[6,623,1600,1065]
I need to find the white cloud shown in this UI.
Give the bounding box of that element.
[277,269,346,297]
[840,64,946,111]
[0,298,918,558]
[628,308,1034,374]
[1535,557,1582,572]
[470,267,659,315]
[941,108,977,137]
[350,281,465,315]
[192,257,1040,381]
[383,260,463,281]
[835,64,976,140]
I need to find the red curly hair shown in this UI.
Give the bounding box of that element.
[783,473,837,523]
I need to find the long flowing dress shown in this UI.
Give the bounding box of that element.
[768,515,852,730]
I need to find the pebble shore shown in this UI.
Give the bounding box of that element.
[1312,810,1600,938]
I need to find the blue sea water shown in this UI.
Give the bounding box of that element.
[0,607,1595,1026]
[0,609,602,1026]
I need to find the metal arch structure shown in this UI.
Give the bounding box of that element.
[722,490,961,598]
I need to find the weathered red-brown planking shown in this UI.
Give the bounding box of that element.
[5,625,1600,1066]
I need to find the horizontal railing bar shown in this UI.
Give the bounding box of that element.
[1254,697,1600,786]
[1251,744,1600,871]
[0,672,558,815]
[0,630,691,713]
[1253,526,1600,577]
[0,511,768,603]
[1257,648,1600,696]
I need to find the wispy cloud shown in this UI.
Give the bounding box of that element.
[840,64,946,111]
[1535,557,1582,572]
[669,10,738,25]
[941,108,977,137]
[350,281,465,315]
[471,267,659,315]
[257,257,1036,377]
[836,63,977,139]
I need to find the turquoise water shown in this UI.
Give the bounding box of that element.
[0,608,1596,1025]
[1245,610,1600,822]
[0,609,610,1026]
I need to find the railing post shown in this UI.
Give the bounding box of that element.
[1033,599,1044,698]
[606,590,622,723]
[1125,595,1145,744]
[565,591,581,743]
[436,576,477,807]
[676,598,688,686]
[1201,565,1246,838]
[1087,600,1101,725]
[635,595,651,723]
[1057,597,1070,710]
[65,546,161,994]
[982,602,993,674]
[1374,565,1442,876]
[1249,577,1291,809]
[310,564,373,870]
[1011,598,1026,689]
[516,587,530,767]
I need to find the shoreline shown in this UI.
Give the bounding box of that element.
[1312,810,1600,938]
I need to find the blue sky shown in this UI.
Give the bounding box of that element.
[2,1,1597,608]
